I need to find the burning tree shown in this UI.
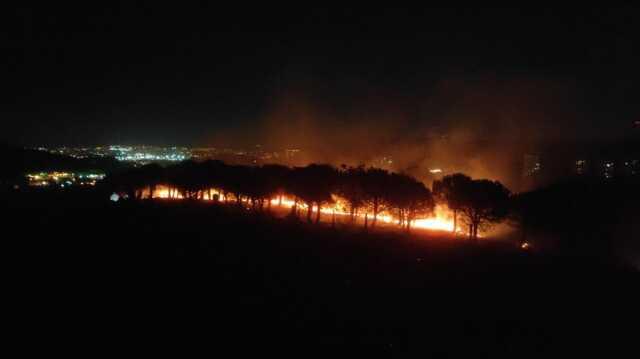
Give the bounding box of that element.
[169,160,209,200]
[118,158,511,237]
[244,166,271,211]
[433,173,473,234]
[290,164,338,223]
[108,163,165,200]
[362,167,391,228]
[224,164,253,205]
[261,164,290,210]
[388,173,435,231]
[201,160,227,201]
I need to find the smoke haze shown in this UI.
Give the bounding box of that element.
[210,74,589,190]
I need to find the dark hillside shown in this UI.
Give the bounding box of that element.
[4,190,636,356]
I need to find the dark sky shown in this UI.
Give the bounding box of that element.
[2,5,640,147]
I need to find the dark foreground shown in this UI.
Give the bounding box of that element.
[4,189,638,356]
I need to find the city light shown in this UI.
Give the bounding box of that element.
[25,171,106,187]
[35,145,192,163]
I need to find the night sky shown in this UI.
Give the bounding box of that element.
[3,5,640,147]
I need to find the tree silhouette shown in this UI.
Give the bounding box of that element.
[405,183,435,232]
[244,166,271,211]
[362,167,391,228]
[291,164,337,223]
[224,164,252,206]
[337,165,366,223]
[170,160,207,200]
[105,159,511,239]
[286,166,306,219]
[139,163,164,199]
[201,160,227,201]
[261,164,291,210]
[108,164,161,200]
[387,173,435,231]
[433,173,473,234]
[457,179,511,240]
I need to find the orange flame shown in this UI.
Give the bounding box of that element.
[149,186,466,235]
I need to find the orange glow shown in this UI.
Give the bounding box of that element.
[267,195,459,234]
[150,186,183,199]
[149,186,466,235]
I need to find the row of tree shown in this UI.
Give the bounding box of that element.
[107,161,511,239]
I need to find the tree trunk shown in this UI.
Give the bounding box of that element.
[315,203,321,224]
[364,213,368,230]
[279,195,283,207]
[452,209,457,234]
[372,198,379,228]
[350,205,356,223]
[473,222,479,241]
[307,204,313,223]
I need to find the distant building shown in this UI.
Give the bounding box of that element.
[623,159,639,176]
[522,154,542,178]
[575,159,589,175]
[602,160,615,179]
[371,156,394,170]
[284,149,302,165]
